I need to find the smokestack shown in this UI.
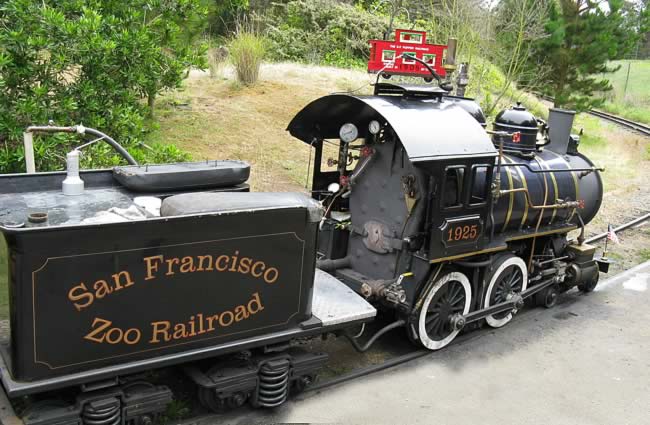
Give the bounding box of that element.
[547,108,576,155]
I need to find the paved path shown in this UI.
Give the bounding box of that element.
[185,262,650,425]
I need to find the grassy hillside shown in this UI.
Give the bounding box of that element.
[147,64,373,191]
[599,60,650,124]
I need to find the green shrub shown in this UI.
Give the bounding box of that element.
[263,0,389,67]
[229,31,266,85]
[0,1,206,173]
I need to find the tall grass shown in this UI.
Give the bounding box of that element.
[229,31,265,86]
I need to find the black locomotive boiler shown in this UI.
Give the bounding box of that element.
[289,83,604,350]
[0,80,606,423]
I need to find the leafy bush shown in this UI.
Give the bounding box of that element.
[263,0,388,67]
[0,0,206,173]
[229,31,266,85]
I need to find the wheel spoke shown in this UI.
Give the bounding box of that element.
[450,291,465,306]
[426,316,440,333]
[426,313,439,324]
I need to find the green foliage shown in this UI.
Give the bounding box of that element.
[263,0,388,67]
[229,31,266,85]
[532,0,647,112]
[0,0,205,173]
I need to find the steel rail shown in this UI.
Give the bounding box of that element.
[533,93,650,137]
[586,110,650,137]
[585,213,650,244]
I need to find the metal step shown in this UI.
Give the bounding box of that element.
[311,269,376,327]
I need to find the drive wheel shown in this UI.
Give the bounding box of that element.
[417,271,472,350]
[483,254,528,328]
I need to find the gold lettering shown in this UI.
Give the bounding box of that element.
[215,255,229,272]
[263,267,279,284]
[93,280,113,299]
[180,256,196,273]
[251,261,265,278]
[112,270,134,290]
[197,313,206,334]
[234,305,249,321]
[196,255,213,271]
[150,321,171,343]
[173,323,187,339]
[188,315,196,336]
[248,292,264,314]
[206,315,218,331]
[143,255,163,280]
[229,251,239,272]
[219,311,234,327]
[238,257,252,274]
[68,283,94,312]
[166,258,180,276]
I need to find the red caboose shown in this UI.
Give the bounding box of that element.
[368,29,447,81]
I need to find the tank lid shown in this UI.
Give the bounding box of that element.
[494,102,537,130]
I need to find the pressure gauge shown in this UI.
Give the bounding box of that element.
[339,123,358,143]
[368,120,381,135]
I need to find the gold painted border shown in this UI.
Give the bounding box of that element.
[546,151,579,222]
[31,232,306,370]
[501,158,515,232]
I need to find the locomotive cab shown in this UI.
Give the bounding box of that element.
[288,84,498,268]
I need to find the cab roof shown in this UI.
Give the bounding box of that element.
[287,93,496,162]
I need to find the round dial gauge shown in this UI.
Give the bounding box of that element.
[368,120,381,135]
[339,123,358,143]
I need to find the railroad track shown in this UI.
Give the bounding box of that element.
[534,93,650,137]
[587,109,650,137]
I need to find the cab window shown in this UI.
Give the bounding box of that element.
[443,166,465,209]
[469,165,490,206]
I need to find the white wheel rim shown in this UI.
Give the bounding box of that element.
[418,272,471,350]
[484,256,528,328]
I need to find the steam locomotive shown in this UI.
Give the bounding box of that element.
[0,44,606,425]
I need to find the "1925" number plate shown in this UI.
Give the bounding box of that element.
[440,216,483,248]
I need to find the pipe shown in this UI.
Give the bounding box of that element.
[23,132,36,173]
[26,125,138,165]
[500,162,603,174]
[344,319,406,353]
[499,187,580,210]
[316,256,351,272]
[585,213,650,244]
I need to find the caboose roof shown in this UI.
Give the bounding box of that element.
[287,93,496,162]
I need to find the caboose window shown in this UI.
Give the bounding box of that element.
[423,54,436,65]
[443,166,465,209]
[382,50,396,62]
[470,165,489,206]
[402,52,416,64]
[400,32,422,44]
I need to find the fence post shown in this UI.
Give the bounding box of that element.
[623,61,631,101]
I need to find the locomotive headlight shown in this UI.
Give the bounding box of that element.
[368,120,381,135]
[339,123,358,143]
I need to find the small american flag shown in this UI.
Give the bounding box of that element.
[607,224,620,244]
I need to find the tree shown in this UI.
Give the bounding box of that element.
[533,0,644,111]
[0,0,205,172]
[480,0,552,115]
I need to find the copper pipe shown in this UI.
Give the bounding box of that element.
[499,187,580,210]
